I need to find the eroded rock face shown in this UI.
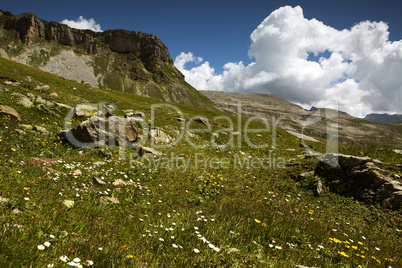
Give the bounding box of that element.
[315,154,402,209]
[58,115,139,148]
[1,12,173,71]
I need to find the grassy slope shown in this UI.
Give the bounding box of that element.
[0,57,401,267]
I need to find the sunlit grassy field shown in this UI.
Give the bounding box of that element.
[0,57,401,267]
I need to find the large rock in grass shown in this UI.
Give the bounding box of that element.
[0,105,21,123]
[58,115,139,148]
[315,154,402,209]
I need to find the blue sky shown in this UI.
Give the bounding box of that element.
[3,0,402,72]
[1,1,402,116]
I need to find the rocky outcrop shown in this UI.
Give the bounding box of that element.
[1,11,173,71]
[315,154,402,209]
[58,115,139,148]
[0,10,217,111]
[0,105,21,122]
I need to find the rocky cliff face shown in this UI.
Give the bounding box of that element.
[1,11,173,71]
[0,10,215,110]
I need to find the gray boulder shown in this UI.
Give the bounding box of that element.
[315,154,402,209]
[58,115,139,148]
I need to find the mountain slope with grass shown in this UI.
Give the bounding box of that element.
[202,90,402,148]
[0,56,402,267]
[0,9,217,111]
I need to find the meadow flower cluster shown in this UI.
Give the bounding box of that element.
[198,172,224,197]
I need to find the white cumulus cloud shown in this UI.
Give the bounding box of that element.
[174,5,402,117]
[60,16,102,32]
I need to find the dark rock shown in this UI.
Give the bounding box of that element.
[194,117,210,126]
[138,146,162,157]
[315,154,402,209]
[58,115,139,148]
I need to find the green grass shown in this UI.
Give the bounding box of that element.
[0,57,401,267]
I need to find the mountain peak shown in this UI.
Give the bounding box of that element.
[0,10,217,110]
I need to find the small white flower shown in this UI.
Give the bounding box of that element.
[49,235,55,239]
[73,257,81,263]
[98,247,103,251]
[24,197,29,201]
[362,236,366,240]
[171,236,175,239]
[139,218,144,222]
[159,238,164,241]
[275,246,282,250]
[47,264,54,268]
[85,260,94,266]
[59,255,69,262]
[172,243,178,248]
[44,241,51,247]
[193,248,200,253]
[194,227,199,230]
[318,245,324,249]
[269,244,273,248]
[375,247,380,251]
[37,244,45,250]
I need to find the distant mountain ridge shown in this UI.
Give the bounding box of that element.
[0,9,217,110]
[363,113,402,124]
[201,90,402,147]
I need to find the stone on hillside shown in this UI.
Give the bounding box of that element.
[11,92,26,99]
[11,208,21,215]
[17,97,34,108]
[93,176,107,185]
[194,117,210,126]
[35,85,50,91]
[14,129,26,135]
[113,179,127,186]
[315,153,402,209]
[19,124,34,131]
[0,105,21,123]
[33,126,49,134]
[138,146,162,157]
[125,112,145,121]
[0,196,9,204]
[55,103,73,111]
[150,128,174,144]
[74,104,99,117]
[58,115,139,148]
[226,248,240,254]
[27,93,35,101]
[49,92,59,98]
[35,96,47,105]
[37,104,59,117]
[72,169,82,177]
